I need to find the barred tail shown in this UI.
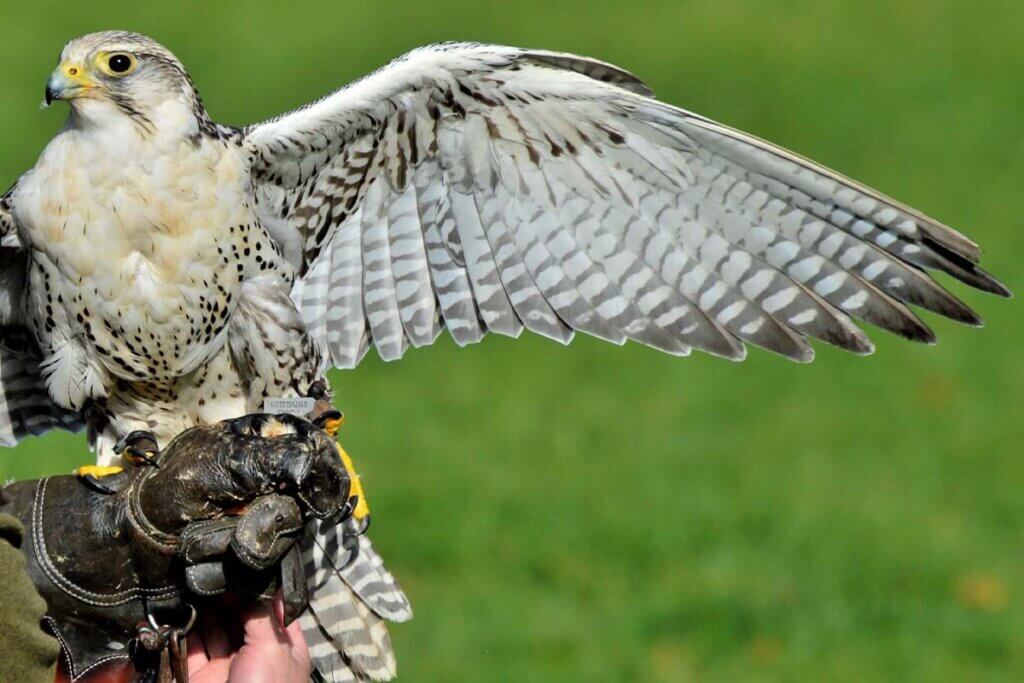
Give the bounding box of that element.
[301,516,412,682]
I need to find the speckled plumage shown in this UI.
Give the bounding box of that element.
[0,32,1008,681]
[6,32,299,457]
[14,116,293,452]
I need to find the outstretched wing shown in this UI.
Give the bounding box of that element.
[244,42,1008,369]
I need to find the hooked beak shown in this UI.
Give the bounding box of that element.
[45,63,92,106]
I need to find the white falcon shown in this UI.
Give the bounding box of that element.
[0,31,1009,680]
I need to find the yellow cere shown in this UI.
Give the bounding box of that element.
[59,62,93,87]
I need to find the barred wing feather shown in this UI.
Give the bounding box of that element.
[0,233,84,445]
[0,347,84,446]
[246,41,1008,366]
[242,42,1009,683]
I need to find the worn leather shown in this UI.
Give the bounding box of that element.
[0,413,350,682]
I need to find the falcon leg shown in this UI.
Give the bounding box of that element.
[73,402,128,491]
[312,408,344,438]
[310,412,371,524]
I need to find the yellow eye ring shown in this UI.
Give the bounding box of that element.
[99,52,136,77]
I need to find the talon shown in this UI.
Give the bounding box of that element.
[337,513,371,570]
[114,430,162,468]
[127,449,161,468]
[74,464,123,478]
[336,442,369,521]
[307,379,330,401]
[230,413,262,436]
[74,465,123,495]
[314,410,344,438]
[340,531,360,569]
[336,494,360,522]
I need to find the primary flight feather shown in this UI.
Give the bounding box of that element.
[0,31,1008,681]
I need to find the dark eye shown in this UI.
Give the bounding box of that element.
[108,54,132,73]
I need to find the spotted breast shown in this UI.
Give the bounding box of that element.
[13,110,287,412]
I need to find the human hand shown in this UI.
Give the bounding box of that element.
[187,593,311,683]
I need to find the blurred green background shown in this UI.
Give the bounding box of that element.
[1,1,1021,680]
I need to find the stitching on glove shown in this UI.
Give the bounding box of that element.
[43,615,130,681]
[32,478,179,607]
[230,500,304,570]
[124,466,183,555]
[185,565,228,597]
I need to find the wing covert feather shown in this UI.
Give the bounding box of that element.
[247,42,1007,368]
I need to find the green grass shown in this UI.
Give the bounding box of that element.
[1,1,1021,680]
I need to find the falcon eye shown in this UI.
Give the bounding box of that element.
[108,54,131,72]
[105,53,135,75]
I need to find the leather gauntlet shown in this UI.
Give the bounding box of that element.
[0,413,351,681]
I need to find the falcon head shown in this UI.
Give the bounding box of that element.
[45,31,205,131]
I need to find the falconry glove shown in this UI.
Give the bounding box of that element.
[0,413,353,682]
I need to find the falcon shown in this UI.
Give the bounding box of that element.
[0,30,1008,681]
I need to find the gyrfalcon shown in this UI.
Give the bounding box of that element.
[0,31,1009,681]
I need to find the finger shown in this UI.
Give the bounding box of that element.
[240,600,286,648]
[283,612,309,651]
[272,591,287,631]
[283,611,312,674]
[275,590,309,656]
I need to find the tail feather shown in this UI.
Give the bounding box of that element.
[337,530,413,623]
[301,611,358,683]
[306,564,395,679]
[301,518,410,682]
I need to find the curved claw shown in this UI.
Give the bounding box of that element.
[114,430,161,468]
[332,494,358,524]
[229,413,265,437]
[352,511,371,537]
[75,466,123,495]
[337,512,372,571]
[268,412,314,439]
